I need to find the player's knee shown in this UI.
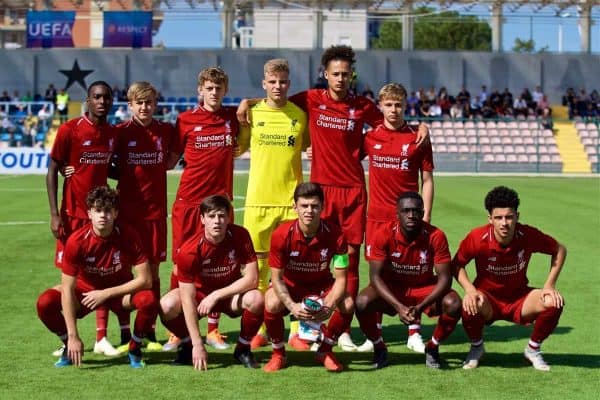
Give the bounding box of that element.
[264,290,283,313]
[159,294,179,320]
[442,292,462,317]
[244,290,264,314]
[355,292,370,313]
[340,295,354,314]
[36,288,61,316]
[134,290,159,314]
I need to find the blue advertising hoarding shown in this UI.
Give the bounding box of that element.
[103,11,152,48]
[26,11,75,48]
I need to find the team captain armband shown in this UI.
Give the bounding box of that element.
[332,254,349,269]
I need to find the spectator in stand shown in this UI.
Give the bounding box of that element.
[470,95,482,117]
[536,95,550,114]
[13,104,27,125]
[407,91,420,109]
[38,104,53,125]
[540,107,553,130]
[0,91,10,102]
[416,87,426,102]
[428,101,442,119]
[481,100,495,119]
[490,90,502,110]
[426,86,437,102]
[590,90,599,107]
[520,88,533,109]
[437,87,451,116]
[462,100,473,120]
[450,100,464,120]
[157,91,165,103]
[513,95,528,117]
[457,86,470,105]
[420,100,430,118]
[532,86,544,105]
[479,85,488,103]
[45,84,58,104]
[501,88,513,107]
[21,91,33,102]
[362,86,376,103]
[114,105,129,122]
[11,90,20,101]
[56,88,69,122]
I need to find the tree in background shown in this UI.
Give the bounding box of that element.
[512,38,536,53]
[372,7,491,51]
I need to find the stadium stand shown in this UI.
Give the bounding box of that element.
[575,121,599,171]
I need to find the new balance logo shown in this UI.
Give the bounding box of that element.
[257,121,265,126]
[82,140,92,146]
[374,144,382,150]
[194,126,203,132]
[391,252,401,258]
[86,257,96,262]
[319,104,326,110]
[290,251,299,256]
[287,136,296,147]
[128,141,137,147]
[488,256,496,262]
[202,259,211,265]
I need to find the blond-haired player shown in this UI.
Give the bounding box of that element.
[237,59,309,350]
[112,81,179,351]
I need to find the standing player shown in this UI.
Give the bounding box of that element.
[46,81,123,356]
[112,81,179,352]
[36,186,158,368]
[262,183,354,372]
[236,59,308,350]
[159,195,263,370]
[363,83,434,353]
[356,192,461,369]
[168,67,240,351]
[453,186,566,371]
[239,46,429,351]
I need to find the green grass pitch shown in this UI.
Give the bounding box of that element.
[0,174,598,399]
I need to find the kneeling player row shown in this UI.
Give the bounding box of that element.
[37,183,566,372]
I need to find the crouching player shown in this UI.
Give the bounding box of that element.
[356,192,461,369]
[159,195,263,370]
[263,183,354,373]
[36,186,158,368]
[453,186,566,371]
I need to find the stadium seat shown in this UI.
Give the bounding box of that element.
[586,123,598,130]
[483,154,494,162]
[468,136,478,145]
[490,137,501,145]
[524,137,535,145]
[498,129,510,136]
[177,97,187,103]
[434,144,447,153]
[452,121,464,128]
[189,96,197,103]
[466,128,477,137]
[517,154,529,163]
[551,154,562,163]
[504,145,515,154]
[575,122,586,130]
[518,121,529,129]
[447,144,458,153]
[455,128,466,136]
[442,121,453,129]
[458,145,469,153]
[481,145,492,153]
[432,128,443,137]
[514,145,526,154]
[540,154,551,163]
[433,136,445,144]
[497,121,507,128]
[495,154,507,162]
[166,97,177,103]
[501,137,512,145]
[457,136,468,145]
[506,154,518,162]
[431,121,442,128]
[222,97,233,105]
[513,137,524,145]
[590,154,598,163]
[476,121,486,129]
[464,121,475,128]
[521,129,531,137]
[233,97,242,104]
[446,136,457,145]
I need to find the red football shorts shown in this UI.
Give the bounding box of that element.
[122,218,167,265]
[320,185,367,245]
[365,219,390,247]
[171,199,203,262]
[388,284,458,318]
[55,215,88,268]
[478,286,534,325]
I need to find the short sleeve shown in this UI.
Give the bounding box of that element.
[61,235,81,277]
[268,226,287,270]
[50,123,72,164]
[431,229,451,265]
[452,231,478,270]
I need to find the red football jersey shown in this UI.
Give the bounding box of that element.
[176,224,257,291]
[50,115,117,219]
[365,220,451,288]
[365,124,434,222]
[114,118,176,220]
[452,223,558,300]
[174,106,238,204]
[289,90,382,187]
[269,219,348,290]
[62,223,147,292]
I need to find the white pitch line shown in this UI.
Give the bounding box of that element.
[0,221,46,226]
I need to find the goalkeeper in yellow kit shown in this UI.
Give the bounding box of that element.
[237,58,309,350]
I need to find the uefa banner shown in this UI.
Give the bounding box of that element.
[103,11,152,48]
[0,148,51,174]
[26,11,75,48]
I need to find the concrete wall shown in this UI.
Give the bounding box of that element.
[0,49,597,102]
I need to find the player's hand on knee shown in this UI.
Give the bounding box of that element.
[81,290,108,309]
[462,291,482,315]
[397,304,413,325]
[192,344,208,371]
[197,295,217,316]
[541,287,564,309]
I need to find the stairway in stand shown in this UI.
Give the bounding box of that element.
[553,121,591,173]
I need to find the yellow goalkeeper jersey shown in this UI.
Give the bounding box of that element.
[239,100,308,206]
